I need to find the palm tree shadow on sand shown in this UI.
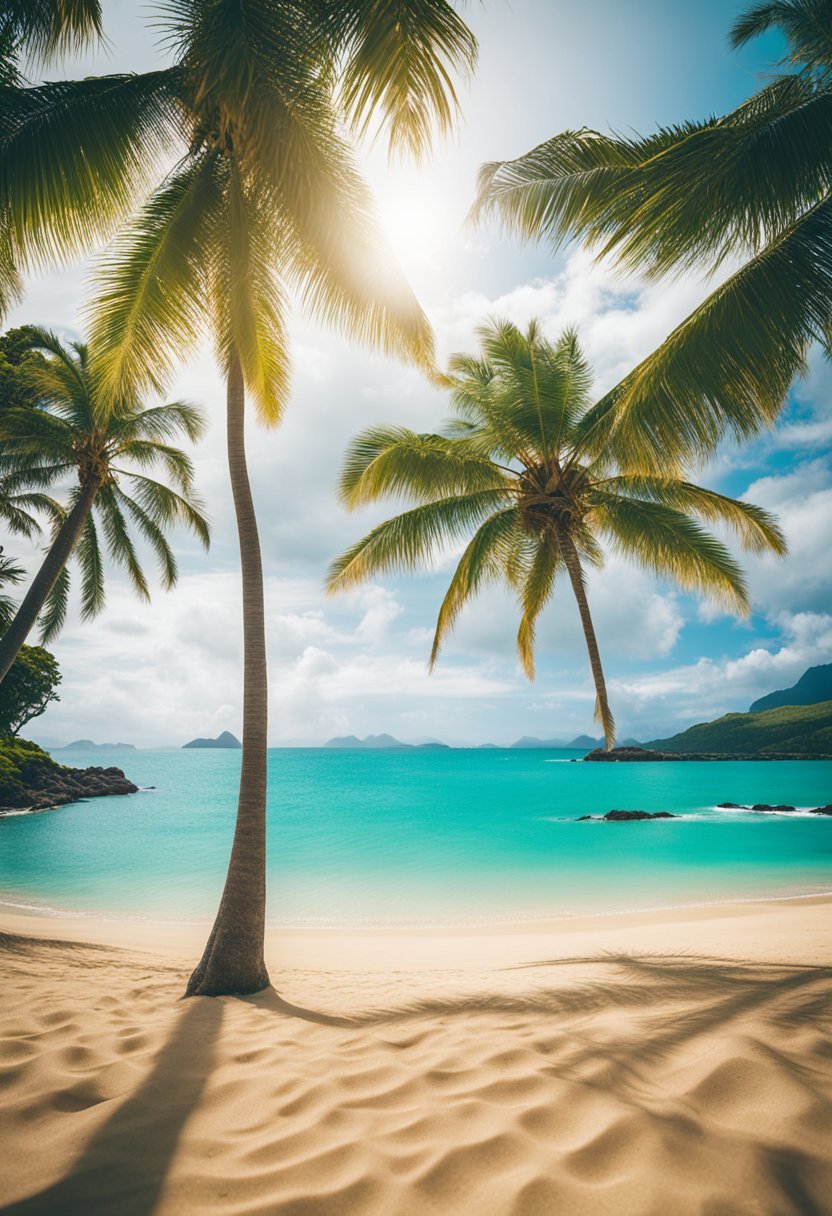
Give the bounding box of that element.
[0,998,224,1216]
[3,950,830,1216]
[246,951,832,1216]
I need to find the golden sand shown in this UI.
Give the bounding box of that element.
[1,897,831,1215]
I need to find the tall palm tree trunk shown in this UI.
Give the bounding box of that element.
[560,533,615,750]
[186,353,271,997]
[0,477,100,684]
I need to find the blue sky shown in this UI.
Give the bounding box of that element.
[7,1,832,746]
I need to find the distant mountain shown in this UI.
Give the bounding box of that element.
[478,743,499,749]
[509,734,633,749]
[59,739,136,751]
[750,664,832,713]
[510,736,568,748]
[648,700,832,756]
[414,741,451,750]
[183,731,242,750]
[325,733,412,749]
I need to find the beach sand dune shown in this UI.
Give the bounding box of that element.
[1,901,831,1215]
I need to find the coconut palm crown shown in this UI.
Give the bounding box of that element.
[328,320,787,747]
[470,0,832,471]
[0,328,210,682]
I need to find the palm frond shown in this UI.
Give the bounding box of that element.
[1,71,183,306]
[211,164,292,425]
[117,488,178,589]
[120,472,210,549]
[601,476,788,555]
[334,0,478,162]
[1,0,103,64]
[430,506,522,667]
[89,151,222,403]
[516,539,562,679]
[95,483,150,600]
[326,490,508,592]
[338,425,509,508]
[586,195,832,468]
[593,495,750,615]
[39,562,69,643]
[75,506,105,619]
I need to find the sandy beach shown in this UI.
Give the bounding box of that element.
[0,896,830,1215]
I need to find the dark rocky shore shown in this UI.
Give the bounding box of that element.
[584,745,830,762]
[0,741,138,815]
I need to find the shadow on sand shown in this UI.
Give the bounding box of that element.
[0,997,224,1216]
[3,947,830,1216]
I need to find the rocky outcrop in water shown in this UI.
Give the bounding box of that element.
[576,809,679,822]
[0,742,138,815]
[717,802,832,814]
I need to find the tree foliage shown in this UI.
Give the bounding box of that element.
[0,643,61,737]
[0,327,210,643]
[470,0,832,467]
[328,320,788,746]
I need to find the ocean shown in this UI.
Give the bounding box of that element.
[0,747,830,926]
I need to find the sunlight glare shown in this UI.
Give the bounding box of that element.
[375,177,451,282]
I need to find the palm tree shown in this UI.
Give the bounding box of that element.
[470,0,832,471]
[327,321,787,746]
[0,328,210,680]
[2,1,477,995]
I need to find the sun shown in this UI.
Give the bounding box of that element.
[374,176,450,280]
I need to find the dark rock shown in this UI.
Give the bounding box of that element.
[584,747,668,762]
[810,805,832,816]
[585,746,823,762]
[717,802,745,809]
[0,759,139,815]
[577,809,679,821]
[751,803,797,813]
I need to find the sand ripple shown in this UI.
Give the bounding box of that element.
[0,930,831,1215]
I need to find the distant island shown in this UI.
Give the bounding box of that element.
[57,739,136,751]
[510,734,641,749]
[183,731,242,750]
[749,663,832,713]
[324,734,450,750]
[323,733,642,750]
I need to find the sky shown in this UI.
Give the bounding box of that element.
[6,0,832,748]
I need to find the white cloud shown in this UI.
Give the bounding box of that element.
[612,611,832,736]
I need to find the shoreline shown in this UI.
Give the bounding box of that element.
[3,890,830,968]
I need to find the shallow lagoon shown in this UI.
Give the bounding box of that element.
[0,748,830,925]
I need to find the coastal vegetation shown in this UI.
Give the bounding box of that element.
[0,735,137,813]
[649,700,832,757]
[0,329,210,683]
[470,0,832,471]
[328,320,786,748]
[0,551,61,739]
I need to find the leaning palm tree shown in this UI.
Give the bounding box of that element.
[470,0,832,471]
[0,328,210,681]
[1,1,477,995]
[328,321,787,746]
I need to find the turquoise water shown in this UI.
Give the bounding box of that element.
[0,748,830,925]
